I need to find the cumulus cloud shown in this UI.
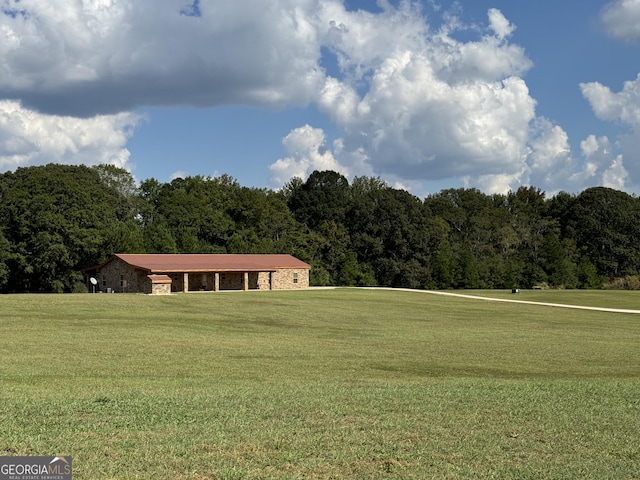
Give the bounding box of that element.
[488,8,515,40]
[266,2,639,195]
[277,5,538,193]
[569,135,628,190]
[523,118,574,189]
[269,125,347,186]
[600,0,640,42]
[0,100,140,171]
[580,74,640,126]
[580,73,640,189]
[602,156,629,189]
[272,4,548,190]
[0,0,326,116]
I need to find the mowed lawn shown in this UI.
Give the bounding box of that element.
[1,288,639,479]
[456,288,640,310]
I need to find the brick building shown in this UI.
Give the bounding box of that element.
[83,254,311,295]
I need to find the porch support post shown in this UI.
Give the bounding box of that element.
[243,272,249,291]
[183,273,189,293]
[214,272,219,292]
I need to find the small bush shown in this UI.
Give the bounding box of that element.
[73,281,89,293]
[602,275,640,290]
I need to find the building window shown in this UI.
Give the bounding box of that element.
[120,275,125,288]
[101,275,106,287]
[293,272,299,284]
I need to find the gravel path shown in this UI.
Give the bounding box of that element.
[359,287,640,314]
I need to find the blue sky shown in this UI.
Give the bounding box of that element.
[1,0,639,197]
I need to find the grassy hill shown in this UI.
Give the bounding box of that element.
[1,289,639,479]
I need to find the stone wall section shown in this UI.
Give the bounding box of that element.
[271,268,309,290]
[257,272,271,290]
[151,282,171,295]
[99,257,145,293]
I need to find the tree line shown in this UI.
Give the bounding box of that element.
[1,163,639,293]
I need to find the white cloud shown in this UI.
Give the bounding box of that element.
[0,100,140,171]
[269,125,347,186]
[580,73,640,189]
[0,0,327,115]
[294,7,537,193]
[473,173,521,195]
[580,74,640,127]
[569,135,629,190]
[488,8,515,40]
[317,77,360,127]
[291,4,639,195]
[523,118,574,190]
[602,155,628,189]
[600,0,640,42]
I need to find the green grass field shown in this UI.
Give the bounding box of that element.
[1,288,639,479]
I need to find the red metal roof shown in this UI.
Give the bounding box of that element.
[147,274,172,284]
[112,254,310,273]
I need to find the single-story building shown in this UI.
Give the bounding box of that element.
[83,254,311,295]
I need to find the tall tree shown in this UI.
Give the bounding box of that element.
[288,170,350,229]
[91,164,140,221]
[505,186,556,287]
[568,187,640,278]
[154,175,235,253]
[0,164,123,292]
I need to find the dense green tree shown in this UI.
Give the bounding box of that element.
[458,240,480,288]
[505,186,557,287]
[314,220,351,285]
[539,234,578,288]
[142,215,178,253]
[577,258,602,289]
[345,177,433,287]
[478,253,507,289]
[546,191,576,239]
[568,187,640,278]
[278,176,304,204]
[347,176,387,262]
[0,164,123,292]
[425,188,507,288]
[229,187,308,254]
[338,251,376,286]
[91,164,141,221]
[105,219,146,254]
[429,218,458,289]
[138,178,164,224]
[288,170,350,229]
[286,171,356,284]
[154,175,235,253]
